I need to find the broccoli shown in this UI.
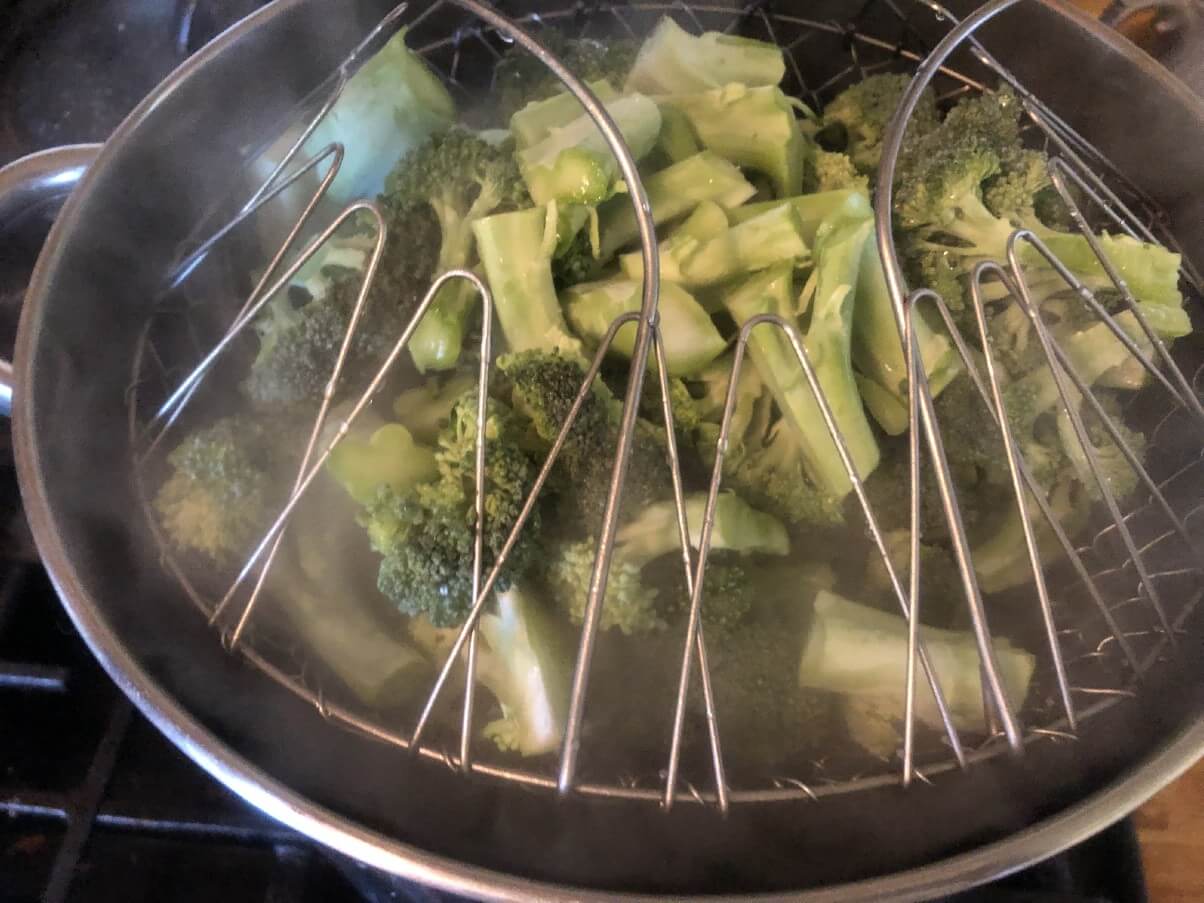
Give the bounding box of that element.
[821,73,940,176]
[362,393,542,628]
[324,415,437,505]
[799,589,1036,758]
[620,201,810,287]
[300,27,456,205]
[517,94,662,206]
[895,88,1185,332]
[546,492,789,634]
[723,226,880,502]
[728,188,872,244]
[662,84,806,198]
[595,150,756,259]
[243,262,405,407]
[562,278,726,376]
[805,149,869,193]
[392,371,477,443]
[624,17,785,95]
[381,127,531,372]
[472,206,585,359]
[494,33,639,119]
[476,583,573,756]
[509,79,619,149]
[154,414,297,563]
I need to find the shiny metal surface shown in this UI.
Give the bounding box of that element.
[8,0,1204,897]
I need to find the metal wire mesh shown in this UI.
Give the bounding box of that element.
[126,0,1203,809]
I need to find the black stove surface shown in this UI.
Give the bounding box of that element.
[0,2,1156,901]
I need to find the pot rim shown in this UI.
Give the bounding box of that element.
[13,0,1204,899]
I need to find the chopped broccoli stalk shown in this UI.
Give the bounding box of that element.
[473,207,584,359]
[724,225,880,501]
[547,491,789,634]
[821,73,940,176]
[563,278,726,376]
[596,151,757,258]
[477,583,572,757]
[392,372,477,443]
[971,480,1087,593]
[662,84,806,197]
[509,79,619,148]
[326,421,437,505]
[362,394,542,628]
[382,128,531,372]
[799,589,1036,755]
[517,94,662,205]
[621,201,809,287]
[624,17,785,94]
[274,485,431,707]
[657,105,703,162]
[853,235,960,435]
[155,415,292,563]
[727,188,872,244]
[300,27,456,204]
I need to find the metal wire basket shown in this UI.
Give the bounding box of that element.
[128,0,1204,812]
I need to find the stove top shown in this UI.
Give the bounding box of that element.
[0,1,1171,900]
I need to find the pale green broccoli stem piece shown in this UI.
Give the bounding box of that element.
[658,105,702,162]
[1025,232,1185,309]
[517,94,662,205]
[853,237,961,436]
[724,251,879,500]
[473,206,584,359]
[662,84,806,197]
[728,189,871,244]
[392,373,477,443]
[596,151,757,258]
[624,17,785,94]
[972,480,1087,593]
[562,278,726,376]
[509,79,619,148]
[799,589,1036,754]
[477,583,572,757]
[620,202,809,287]
[614,491,791,563]
[300,28,455,205]
[325,422,437,505]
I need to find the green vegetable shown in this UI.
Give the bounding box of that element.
[326,421,437,505]
[509,79,619,148]
[624,17,785,95]
[662,84,806,197]
[562,278,726,375]
[821,73,940,176]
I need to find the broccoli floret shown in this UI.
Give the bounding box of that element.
[895,88,1185,325]
[821,73,940,176]
[324,417,437,505]
[624,17,785,94]
[362,393,541,628]
[381,128,531,372]
[392,371,477,443]
[805,149,869,193]
[154,415,297,563]
[494,33,638,120]
[545,492,789,635]
[243,267,405,407]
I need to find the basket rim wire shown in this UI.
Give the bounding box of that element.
[127,0,1204,809]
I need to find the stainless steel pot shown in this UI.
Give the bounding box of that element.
[4,0,1203,899]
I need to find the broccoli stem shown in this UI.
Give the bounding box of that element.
[613,491,791,565]
[799,589,1036,739]
[620,201,809,287]
[727,189,871,244]
[661,84,806,197]
[624,17,785,95]
[562,278,726,376]
[473,207,585,359]
[509,78,620,148]
[596,151,756,258]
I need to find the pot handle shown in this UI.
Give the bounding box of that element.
[0,144,102,415]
